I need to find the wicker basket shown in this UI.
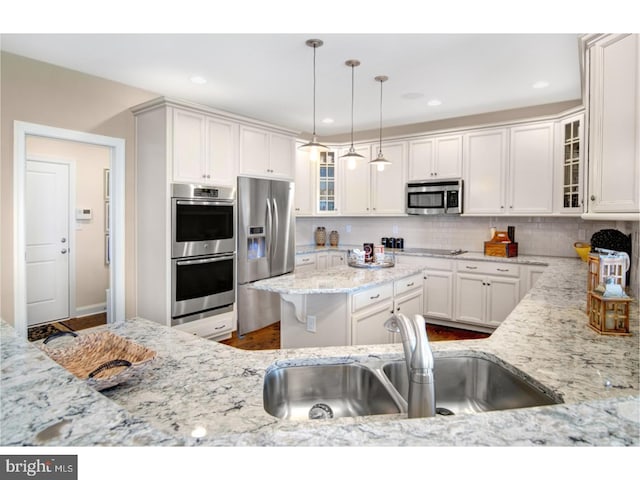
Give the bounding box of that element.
[40,331,156,391]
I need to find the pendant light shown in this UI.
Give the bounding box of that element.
[341,59,364,170]
[298,39,329,161]
[370,75,392,172]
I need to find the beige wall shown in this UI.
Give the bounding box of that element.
[26,136,110,314]
[1,51,158,325]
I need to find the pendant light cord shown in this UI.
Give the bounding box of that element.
[378,78,383,155]
[312,44,317,137]
[350,63,355,147]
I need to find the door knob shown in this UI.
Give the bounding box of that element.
[61,249,68,254]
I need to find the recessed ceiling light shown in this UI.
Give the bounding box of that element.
[321,118,334,124]
[532,80,550,89]
[427,99,442,106]
[190,75,207,85]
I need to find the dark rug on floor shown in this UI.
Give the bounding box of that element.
[27,323,64,342]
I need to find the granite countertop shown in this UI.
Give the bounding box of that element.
[1,255,638,447]
[250,263,424,294]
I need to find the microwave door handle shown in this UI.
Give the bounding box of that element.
[443,189,448,213]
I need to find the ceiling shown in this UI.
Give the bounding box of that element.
[0,33,583,137]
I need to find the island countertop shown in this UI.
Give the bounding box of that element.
[250,263,424,294]
[1,255,638,447]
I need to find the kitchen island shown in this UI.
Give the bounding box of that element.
[1,254,638,448]
[250,263,425,348]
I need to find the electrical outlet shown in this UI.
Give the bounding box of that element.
[392,224,399,235]
[306,315,316,333]
[346,224,352,233]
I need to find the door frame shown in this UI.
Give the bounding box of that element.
[25,156,77,324]
[14,121,125,338]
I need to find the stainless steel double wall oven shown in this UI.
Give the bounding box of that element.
[171,183,236,325]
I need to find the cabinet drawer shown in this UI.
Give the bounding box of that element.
[457,261,520,277]
[174,314,233,338]
[422,258,454,271]
[352,283,393,312]
[295,253,316,267]
[394,273,423,296]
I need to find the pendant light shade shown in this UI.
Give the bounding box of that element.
[341,59,364,170]
[370,75,392,172]
[298,39,329,160]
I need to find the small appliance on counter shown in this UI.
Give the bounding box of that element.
[381,237,404,249]
[484,227,518,258]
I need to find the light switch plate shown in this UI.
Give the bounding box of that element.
[306,315,316,333]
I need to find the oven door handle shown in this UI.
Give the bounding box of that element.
[175,199,232,207]
[175,254,234,266]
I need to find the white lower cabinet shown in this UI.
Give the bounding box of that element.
[397,254,540,331]
[351,283,394,345]
[521,265,546,300]
[317,251,347,269]
[455,270,520,328]
[350,275,424,346]
[423,269,454,320]
[173,307,236,341]
[297,251,346,272]
[352,300,395,345]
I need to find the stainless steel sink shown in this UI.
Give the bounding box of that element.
[263,353,561,420]
[382,354,561,415]
[263,363,401,420]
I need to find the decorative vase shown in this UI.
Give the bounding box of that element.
[329,230,339,246]
[315,227,326,246]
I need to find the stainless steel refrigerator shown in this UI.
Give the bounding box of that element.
[237,176,295,336]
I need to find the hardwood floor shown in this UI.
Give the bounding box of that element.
[221,321,489,350]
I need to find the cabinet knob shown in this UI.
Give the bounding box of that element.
[591,195,596,201]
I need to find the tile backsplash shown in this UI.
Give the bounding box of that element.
[296,216,639,297]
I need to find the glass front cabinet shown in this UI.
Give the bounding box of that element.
[317,150,338,214]
[557,113,585,214]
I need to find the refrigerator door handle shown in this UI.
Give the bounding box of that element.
[272,197,279,253]
[266,197,273,261]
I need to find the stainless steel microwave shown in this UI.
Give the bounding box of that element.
[406,179,463,215]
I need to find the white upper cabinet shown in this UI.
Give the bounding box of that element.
[370,142,407,214]
[294,143,314,216]
[339,145,372,215]
[463,128,509,214]
[172,108,238,187]
[508,122,555,214]
[555,112,585,214]
[408,134,462,181]
[340,142,406,215]
[463,122,554,215]
[240,126,295,179]
[586,34,640,215]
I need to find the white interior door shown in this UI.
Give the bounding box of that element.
[26,160,71,326]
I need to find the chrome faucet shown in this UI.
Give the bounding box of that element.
[384,313,436,418]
